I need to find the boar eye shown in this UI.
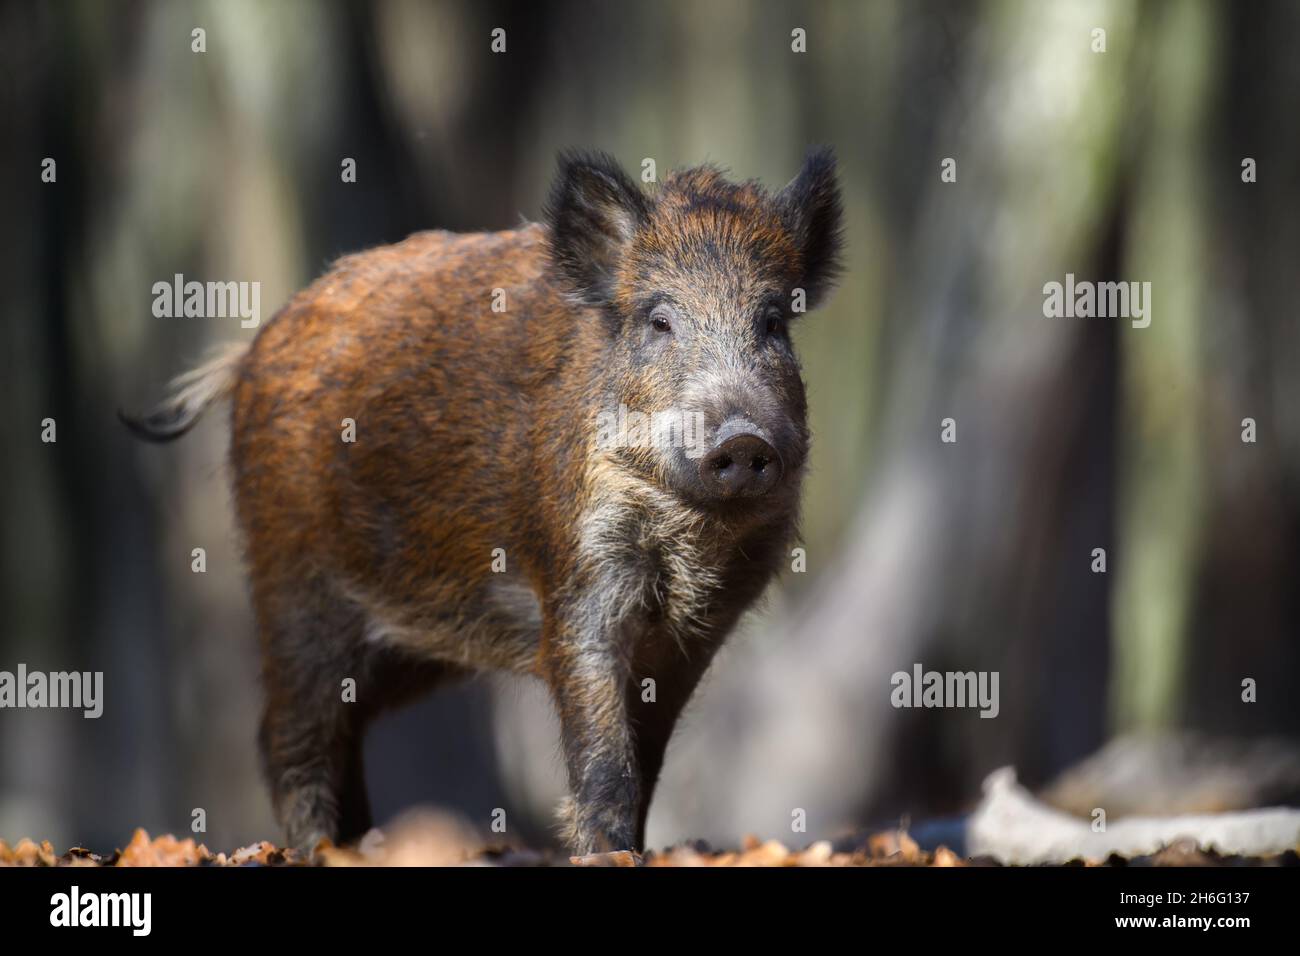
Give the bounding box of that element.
[764,306,784,337]
[649,305,673,333]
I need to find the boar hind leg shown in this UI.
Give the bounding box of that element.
[259,695,361,850]
[257,609,369,852]
[255,589,460,852]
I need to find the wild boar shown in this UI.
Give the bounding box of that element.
[122,148,844,855]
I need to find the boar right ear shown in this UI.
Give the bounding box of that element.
[544,150,649,307]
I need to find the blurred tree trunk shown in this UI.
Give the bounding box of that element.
[1182,0,1300,738]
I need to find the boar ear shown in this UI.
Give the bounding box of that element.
[544,150,649,307]
[777,146,845,309]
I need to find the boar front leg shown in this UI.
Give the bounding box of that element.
[544,612,641,856]
[626,634,726,851]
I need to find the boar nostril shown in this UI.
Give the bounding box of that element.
[698,419,783,499]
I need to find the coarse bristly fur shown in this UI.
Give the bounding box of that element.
[121,147,845,856]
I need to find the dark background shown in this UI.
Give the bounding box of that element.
[2,0,1298,853]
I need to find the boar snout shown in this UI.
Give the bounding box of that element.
[698,417,783,499]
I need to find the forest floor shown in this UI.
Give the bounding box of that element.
[2,823,1296,867]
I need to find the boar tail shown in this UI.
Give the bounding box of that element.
[118,341,249,442]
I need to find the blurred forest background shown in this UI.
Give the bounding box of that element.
[2,0,1299,854]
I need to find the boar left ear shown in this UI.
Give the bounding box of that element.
[545,150,649,307]
[777,146,845,309]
